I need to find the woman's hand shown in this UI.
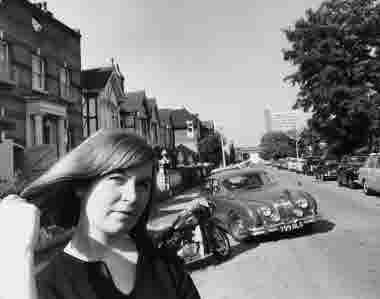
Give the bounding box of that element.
[0,195,40,299]
[0,194,41,257]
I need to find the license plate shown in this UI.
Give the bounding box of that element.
[279,221,304,232]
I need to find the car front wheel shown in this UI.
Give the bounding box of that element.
[363,181,372,195]
[347,177,355,189]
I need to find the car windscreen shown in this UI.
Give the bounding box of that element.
[222,173,269,190]
[350,156,366,163]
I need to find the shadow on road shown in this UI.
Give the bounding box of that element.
[257,219,336,244]
[187,220,336,271]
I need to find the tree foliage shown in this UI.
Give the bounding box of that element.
[259,131,296,160]
[199,133,223,166]
[283,0,380,156]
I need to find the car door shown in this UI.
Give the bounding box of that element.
[366,156,377,190]
[373,156,380,192]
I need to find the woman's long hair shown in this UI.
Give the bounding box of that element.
[21,129,156,254]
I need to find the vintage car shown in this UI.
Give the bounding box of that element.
[203,168,322,242]
[302,156,321,176]
[358,153,380,195]
[337,155,367,188]
[314,159,339,181]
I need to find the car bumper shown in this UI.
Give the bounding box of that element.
[247,214,323,236]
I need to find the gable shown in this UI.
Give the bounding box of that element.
[150,106,159,123]
[102,73,123,107]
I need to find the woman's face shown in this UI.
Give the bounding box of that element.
[81,162,153,236]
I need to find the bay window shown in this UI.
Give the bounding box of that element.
[0,41,9,74]
[32,54,45,90]
[60,67,71,98]
[82,97,98,137]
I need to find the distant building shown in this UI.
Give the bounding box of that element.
[236,146,261,161]
[200,120,215,139]
[171,108,201,154]
[146,98,160,147]
[119,90,150,141]
[264,109,272,132]
[264,109,311,133]
[158,109,175,151]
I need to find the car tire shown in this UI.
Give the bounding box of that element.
[229,217,249,242]
[348,177,355,189]
[211,226,231,261]
[363,181,372,195]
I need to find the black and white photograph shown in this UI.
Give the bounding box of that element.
[1,0,380,298]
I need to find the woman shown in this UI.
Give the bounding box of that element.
[0,129,201,299]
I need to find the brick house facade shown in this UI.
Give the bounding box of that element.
[81,63,125,138]
[158,108,175,151]
[0,0,82,178]
[146,98,160,147]
[171,108,201,153]
[119,90,150,141]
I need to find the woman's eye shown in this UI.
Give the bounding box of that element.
[109,175,125,183]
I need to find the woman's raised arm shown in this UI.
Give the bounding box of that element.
[0,195,40,299]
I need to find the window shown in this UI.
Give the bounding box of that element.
[186,120,194,138]
[82,97,98,137]
[222,174,264,191]
[32,54,45,90]
[141,119,148,137]
[367,157,376,168]
[122,115,135,128]
[0,41,9,73]
[59,67,71,98]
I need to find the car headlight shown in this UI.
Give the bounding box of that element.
[295,198,308,209]
[259,206,272,217]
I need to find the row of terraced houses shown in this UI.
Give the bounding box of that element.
[0,0,215,179]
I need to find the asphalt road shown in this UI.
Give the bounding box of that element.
[189,169,380,299]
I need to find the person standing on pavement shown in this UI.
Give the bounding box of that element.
[0,129,201,299]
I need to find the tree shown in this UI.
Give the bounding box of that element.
[199,133,223,166]
[283,0,380,156]
[259,131,296,160]
[229,142,236,164]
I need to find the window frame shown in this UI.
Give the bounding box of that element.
[82,97,98,137]
[0,41,9,74]
[32,54,46,91]
[186,120,194,138]
[59,67,71,99]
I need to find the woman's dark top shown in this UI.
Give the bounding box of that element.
[37,250,201,299]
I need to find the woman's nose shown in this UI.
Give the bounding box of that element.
[121,178,137,202]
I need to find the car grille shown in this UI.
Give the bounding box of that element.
[272,201,313,222]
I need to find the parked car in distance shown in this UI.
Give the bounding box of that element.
[203,168,322,242]
[337,155,367,188]
[314,159,339,181]
[302,156,321,176]
[294,158,306,173]
[358,153,380,195]
[287,157,298,172]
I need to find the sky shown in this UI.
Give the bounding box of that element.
[44,0,324,147]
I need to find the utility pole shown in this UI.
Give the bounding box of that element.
[214,121,226,168]
[220,133,226,168]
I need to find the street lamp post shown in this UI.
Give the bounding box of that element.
[220,133,226,168]
[213,121,226,168]
[295,127,301,160]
